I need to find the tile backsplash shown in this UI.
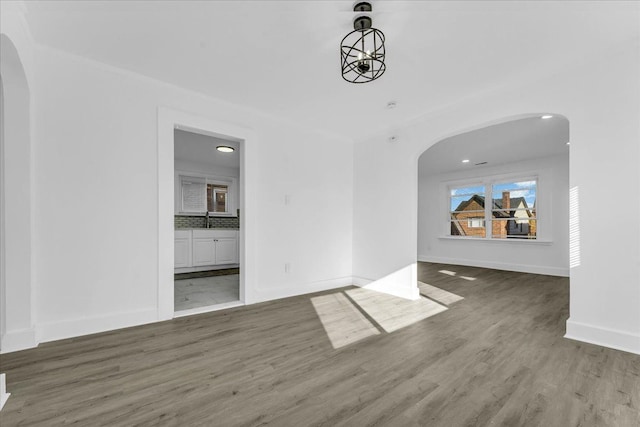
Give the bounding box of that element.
[175,215,239,229]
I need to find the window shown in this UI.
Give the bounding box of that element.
[450,185,486,238]
[207,185,228,213]
[467,218,485,228]
[178,174,235,215]
[448,178,537,240]
[491,180,537,239]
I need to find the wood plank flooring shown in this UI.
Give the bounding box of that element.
[1,262,639,426]
[345,288,448,333]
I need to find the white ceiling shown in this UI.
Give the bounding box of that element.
[174,129,240,170]
[418,115,569,176]
[23,1,638,141]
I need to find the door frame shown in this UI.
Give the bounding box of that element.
[157,107,255,320]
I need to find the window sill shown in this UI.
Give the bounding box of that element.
[438,236,553,245]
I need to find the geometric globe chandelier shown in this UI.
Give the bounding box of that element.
[340,2,386,83]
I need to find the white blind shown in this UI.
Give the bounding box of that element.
[181,177,206,212]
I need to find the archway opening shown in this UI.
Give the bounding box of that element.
[417,114,570,277]
[0,33,34,353]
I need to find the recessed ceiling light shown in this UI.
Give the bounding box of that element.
[462,159,470,163]
[216,145,235,153]
[541,115,553,119]
[566,142,570,145]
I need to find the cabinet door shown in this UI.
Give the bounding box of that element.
[192,237,216,266]
[215,237,238,264]
[174,237,191,268]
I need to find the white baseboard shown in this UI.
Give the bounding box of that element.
[250,276,354,304]
[0,327,37,354]
[353,276,421,300]
[565,319,640,355]
[417,255,569,277]
[37,308,158,345]
[175,264,239,274]
[0,373,9,411]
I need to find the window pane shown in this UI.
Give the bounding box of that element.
[450,185,484,197]
[450,194,485,212]
[492,180,536,211]
[450,220,486,237]
[491,219,537,239]
[207,184,228,213]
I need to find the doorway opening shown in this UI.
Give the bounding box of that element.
[173,128,242,315]
[157,108,252,321]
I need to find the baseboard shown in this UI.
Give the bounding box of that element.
[250,276,354,304]
[0,327,37,354]
[417,255,569,277]
[565,319,640,355]
[0,373,9,411]
[37,308,158,345]
[353,276,421,300]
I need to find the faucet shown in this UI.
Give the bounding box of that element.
[205,211,210,228]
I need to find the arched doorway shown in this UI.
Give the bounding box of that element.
[0,34,35,353]
[417,114,570,276]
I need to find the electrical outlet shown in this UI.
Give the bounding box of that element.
[284,263,291,273]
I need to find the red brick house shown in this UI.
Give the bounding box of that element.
[451,191,536,238]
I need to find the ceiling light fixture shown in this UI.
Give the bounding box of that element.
[462,159,470,163]
[340,2,386,83]
[541,115,553,119]
[216,145,235,153]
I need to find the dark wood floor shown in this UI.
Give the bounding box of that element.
[1,263,639,426]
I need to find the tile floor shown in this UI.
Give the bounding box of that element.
[174,273,239,312]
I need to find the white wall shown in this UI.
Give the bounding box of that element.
[1,31,353,344]
[354,37,640,354]
[418,153,569,276]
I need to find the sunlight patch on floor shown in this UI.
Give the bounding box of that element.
[345,288,448,333]
[439,270,457,276]
[311,292,380,349]
[312,283,461,348]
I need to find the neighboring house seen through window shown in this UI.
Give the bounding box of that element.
[449,179,537,239]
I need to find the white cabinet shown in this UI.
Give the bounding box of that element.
[175,229,238,271]
[192,236,216,266]
[215,237,238,264]
[174,230,192,268]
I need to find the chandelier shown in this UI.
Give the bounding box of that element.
[340,2,386,83]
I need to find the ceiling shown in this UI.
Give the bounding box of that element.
[418,115,569,176]
[22,1,638,141]
[174,129,240,170]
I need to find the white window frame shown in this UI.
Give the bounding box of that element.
[175,171,238,217]
[446,174,538,241]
